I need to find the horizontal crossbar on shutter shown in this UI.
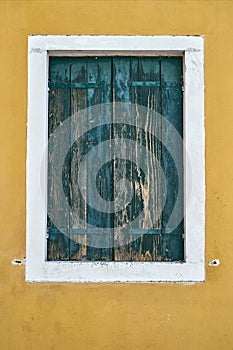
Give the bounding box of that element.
[48,81,182,89]
[48,228,184,235]
[131,81,181,87]
[49,81,104,89]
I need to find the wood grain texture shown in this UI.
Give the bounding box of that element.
[86,58,113,260]
[113,57,132,261]
[130,57,162,261]
[69,57,88,260]
[47,57,71,260]
[161,57,184,261]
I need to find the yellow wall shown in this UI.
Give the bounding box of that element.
[1,1,233,349]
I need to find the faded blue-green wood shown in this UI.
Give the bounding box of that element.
[69,57,88,260]
[130,57,162,261]
[47,57,71,260]
[47,56,184,262]
[86,57,113,260]
[161,57,184,261]
[112,57,132,260]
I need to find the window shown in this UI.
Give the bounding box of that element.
[27,36,205,282]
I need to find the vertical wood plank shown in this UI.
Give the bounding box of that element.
[113,57,132,261]
[131,57,162,261]
[69,58,88,260]
[161,57,184,261]
[47,57,71,260]
[86,57,113,261]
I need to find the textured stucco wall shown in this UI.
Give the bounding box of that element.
[1,1,233,349]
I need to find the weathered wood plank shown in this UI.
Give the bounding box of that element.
[69,57,88,260]
[113,57,132,261]
[47,57,71,260]
[161,57,184,261]
[86,57,113,261]
[131,57,162,261]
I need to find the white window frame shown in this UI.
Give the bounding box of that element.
[26,35,205,282]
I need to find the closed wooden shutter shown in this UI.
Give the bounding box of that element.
[47,56,184,262]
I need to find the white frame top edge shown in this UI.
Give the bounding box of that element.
[26,35,205,283]
[28,35,204,52]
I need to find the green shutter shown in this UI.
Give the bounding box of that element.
[47,56,184,262]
